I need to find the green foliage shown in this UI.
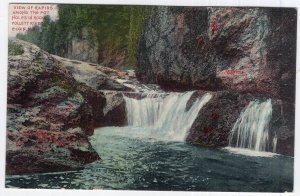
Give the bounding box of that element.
[53,76,78,94]
[8,40,24,56]
[127,6,145,65]
[39,16,57,53]
[53,75,90,96]
[16,5,147,69]
[16,26,40,46]
[33,50,44,64]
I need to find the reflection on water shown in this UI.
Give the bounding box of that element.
[6,127,293,192]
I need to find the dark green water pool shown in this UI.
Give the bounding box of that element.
[6,126,293,192]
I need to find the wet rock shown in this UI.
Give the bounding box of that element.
[6,129,100,175]
[270,100,295,156]
[6,150,83,175]
[137,7,295,156]
[186,91,252,147]
[186,91,295,156]
[102,91,127,126]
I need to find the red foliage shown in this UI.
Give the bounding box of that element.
[66,103,75,113]
[210,19,219,34]
[21,128,77,148]
[54,140,65,147]
[211,112,220,120]
[197,35,205,47]
[37,129,43,143]
[48,106,57,113]
[16,140,24,146]
[203,127,213,134]
[224,69,244,76]
[23,130,34,135]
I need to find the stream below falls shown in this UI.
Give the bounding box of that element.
[6,91,294,192]
[6,126,293,192]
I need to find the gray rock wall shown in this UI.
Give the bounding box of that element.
[137,7,296,156]
[137,7,218,90]
[137,7,296,101]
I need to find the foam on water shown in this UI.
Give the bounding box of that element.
[223,147,278,157]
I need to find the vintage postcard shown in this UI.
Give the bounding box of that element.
[5,3,296,192]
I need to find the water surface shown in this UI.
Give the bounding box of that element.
[6,126,293,192]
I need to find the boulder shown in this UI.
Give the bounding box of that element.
[102,91,127,126]
[186,91,295,156]
[186,91,250,147]
[6,39,130,174]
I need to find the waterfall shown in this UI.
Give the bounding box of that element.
[272,134,277,153]
[228,99,276,152]
[123,92,212,142]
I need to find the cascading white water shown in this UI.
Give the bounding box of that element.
[124,92,212,142]
[272,134,277,153]
[228,99,276,152]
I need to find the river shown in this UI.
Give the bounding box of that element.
[5,91,294,192]
[6,126,293,191]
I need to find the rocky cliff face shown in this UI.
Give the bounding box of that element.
[137,7,217,90]
[6,39,130,175]
[137,7,296,101]
[65,28,99,64]
[137,7,296,156]
[62,28,127,69]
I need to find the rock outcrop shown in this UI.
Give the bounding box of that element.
[136,7,296,156]
[137,7,296,101]
[6,39,130,175]
[186,91,294,156]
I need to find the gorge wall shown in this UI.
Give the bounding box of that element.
[63,28,127,69]
[137,7,296,102]
[137,7,296,156]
